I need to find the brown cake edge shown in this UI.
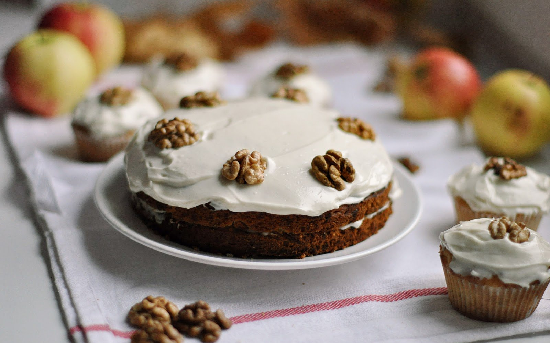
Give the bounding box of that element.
[133,182,392,235]
[131,189,393,258]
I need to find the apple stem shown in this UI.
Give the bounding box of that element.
[38,31,48,44]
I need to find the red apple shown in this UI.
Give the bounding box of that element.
[3,30,96,117]
[397,47,481,120]
[471,69,550,159]
[38,2,125,75]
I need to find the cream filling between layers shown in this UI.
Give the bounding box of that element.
[141,59,225,109]
[72,88,163,138]
[447,160,550,217]
[249,73,332,107]
[340,201,391,230]
[132,195,391,235]
[125,97,394,216]
[440,218,550,287]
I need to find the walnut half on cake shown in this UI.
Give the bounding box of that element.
[124,97,397,258]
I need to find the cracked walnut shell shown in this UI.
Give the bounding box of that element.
[272,86,309,103]
[99,86,133,106]
[221,149,267,185]
[275,62,309,79]
[337,117,376,140]
[311,150,355,191]
[148,117,200,149]
[180,91,224,108]
[484,157,527,180]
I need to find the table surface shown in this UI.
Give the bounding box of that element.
[1,2,549,342]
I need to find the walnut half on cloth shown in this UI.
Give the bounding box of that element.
[174,300,232,343]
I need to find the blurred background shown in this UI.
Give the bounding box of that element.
[1,0,550,81]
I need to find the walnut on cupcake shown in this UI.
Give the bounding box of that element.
[447,157,550,230]
[249,61,332,107]
[439,217,550,322]
[71,86,163,162]
[141,52,225,110]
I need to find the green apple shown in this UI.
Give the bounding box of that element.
[471,69,550,159]
[3,29,95,118]
[38,2,125,75]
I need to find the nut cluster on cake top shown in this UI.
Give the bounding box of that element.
[143,98,377,192]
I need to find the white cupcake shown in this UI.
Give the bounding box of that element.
[72,86,163,162]
[440,217,550,322]
[141,53,225,110]
[447,157,550,230]
[249,62,332,107]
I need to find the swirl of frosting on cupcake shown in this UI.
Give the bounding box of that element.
[72,87,163,138]
[249,62,332,107]
[141,54,225,109]
[440,218,550,287]
[447,157,550,217]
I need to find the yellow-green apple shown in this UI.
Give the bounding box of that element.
[38,2,125,75]
[471,69,550,159]
[397,47,481,120]
[3,29,95,117]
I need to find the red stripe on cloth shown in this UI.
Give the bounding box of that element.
[69,324,134,338]
[231,287,448,324]
[68,287,447,336]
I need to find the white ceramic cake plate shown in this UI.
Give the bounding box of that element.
[94,154,422,270]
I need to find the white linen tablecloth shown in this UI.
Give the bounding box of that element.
[5,44,550,343]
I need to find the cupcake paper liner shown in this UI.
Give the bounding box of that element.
[72,125,134,163]
[453,196,543,231]
[440,247,549,322]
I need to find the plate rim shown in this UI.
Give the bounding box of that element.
[94,153,422,270]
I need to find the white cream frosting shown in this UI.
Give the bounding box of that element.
[249,69,332,107]
[141,58,225,109]
[125,97,394,216]
[447,158,550,217]
[440,218,550,287]
[72,87,163,138]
